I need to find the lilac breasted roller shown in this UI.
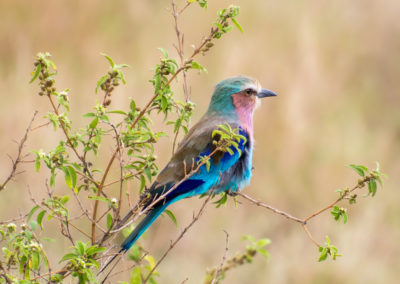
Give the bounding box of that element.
[101,76,276,274]
[121,75,276,251]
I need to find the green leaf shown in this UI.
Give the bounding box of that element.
[83,112,96,118]
[27,205,40,221]
[107,110,127,115]
[30,64,41,83]
[89,117,99,129]
[258,248,269,259]
[130,267,142,284]
[37,210,46,229]
[76,241,85,255]
[231,18,243,32]
[130,100,136,112]
[348,164,368,177]
[30,220,38,230]
[144,167,152,182]
[342,211,348,224]
[59,253,77,263]
[35,156,41,172]
[87,195,110,204]
[63,167,72,188]
[256,238,271,248]
[158,47,168,58]
[86,245,106,256]
[164,209,178,227]
[368,178,377,196]
[66,166,77,188]
[106,213,113,229]
[318,247,328,262]
[60,195,70,205]
[101,53,115,68]
[32,251,40,270]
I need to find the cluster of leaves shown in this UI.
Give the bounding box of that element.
[318,236,340,262]
[212,123,247,155]
[317,163,386,262]
[0,223,48,282]
[203,235,270,284]
[58,242,105,283]
[214,6,242,39]
[196,123,247,174]
[188,0,208,9]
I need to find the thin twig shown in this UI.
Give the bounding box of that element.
[303,183,362,222]
[143,195,212,284]
[238,193,304,223]
[0,111,38,192]
[172,0,190,101]
[211,230,230,284]
[47,94,83,163]
[0,214,28,225]
[239,175,372,248]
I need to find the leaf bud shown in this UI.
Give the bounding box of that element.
[104,99,112,106]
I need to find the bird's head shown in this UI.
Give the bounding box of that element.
[207,76,277,130]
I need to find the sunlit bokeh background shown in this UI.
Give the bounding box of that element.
[1,0,400,283]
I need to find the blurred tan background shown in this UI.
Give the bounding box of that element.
[1,0,400,283]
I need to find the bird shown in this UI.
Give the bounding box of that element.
[100,75,276,275]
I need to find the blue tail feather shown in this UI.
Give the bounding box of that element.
[121,202,170,252]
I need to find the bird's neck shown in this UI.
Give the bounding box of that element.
[232,93,256,136]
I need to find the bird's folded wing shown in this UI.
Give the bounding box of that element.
[144,115,247,203]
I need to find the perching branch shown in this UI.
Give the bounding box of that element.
[239,168,383,248]
[0,111,38,192]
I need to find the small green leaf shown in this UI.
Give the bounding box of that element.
[89,117,99,129]
[60,195,70,205]
[318,247,328,262]
[256,239,271,248]
[101,53,115,68]
[63,167,72,188]
[368,178,377,196]
[59,253,77,263]
[130,267,142,284]
[231,18,243,32]
[67,166,77,188]
[76,241,85,255]
[32,251,40,270]
[158,47,168,58]
[130,100,136,112]
[37,210,46,229]
[30,64,41,83]
[164,209,178,227]
[83,112,96,118]
[27,205,40,221]
[107,110,127,115]
[348,164,368,177]
[342,211,348,224]
[30,220,38,230]
[35,157,41,172]
[258,248,269,259]
[106,213,113,229]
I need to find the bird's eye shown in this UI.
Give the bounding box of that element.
[245,88,254,95]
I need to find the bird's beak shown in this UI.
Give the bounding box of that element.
[256,88,277,98]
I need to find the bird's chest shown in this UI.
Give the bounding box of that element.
[213,140,253,193]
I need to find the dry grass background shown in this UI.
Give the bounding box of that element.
[1,0,400,283]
